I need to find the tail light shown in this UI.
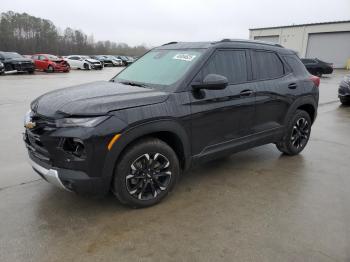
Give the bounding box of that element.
[310,75,320,87]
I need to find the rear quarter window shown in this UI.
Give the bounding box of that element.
[284,55,309,76]
[252,50,285,80]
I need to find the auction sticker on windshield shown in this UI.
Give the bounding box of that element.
[173,54,196,62]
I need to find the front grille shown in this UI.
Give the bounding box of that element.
[24,113,57,163]
[14,62,33,71]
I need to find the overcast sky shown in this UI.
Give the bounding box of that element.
[2,0,350,47]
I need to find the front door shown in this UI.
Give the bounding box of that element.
[190,49,256,157]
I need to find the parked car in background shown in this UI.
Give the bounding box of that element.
[64,55,101,70]
[114,55,133,66]
[338,75,350,105]
[0,51,35,74]
[81,56,104,70]
[32,54,70,73]
[23,55,34,60]
[24,40,319,207]
[103,55,123,67]
[0,61,4,75]
[90,55,108,67]
[301,58,333,77]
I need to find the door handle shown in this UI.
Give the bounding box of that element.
[288,83,297,89]
[240,90,254,97]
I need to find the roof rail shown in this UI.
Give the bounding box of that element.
[217,39,284,48]
[162,41,178,46]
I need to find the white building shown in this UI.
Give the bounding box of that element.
[249,21,350,68]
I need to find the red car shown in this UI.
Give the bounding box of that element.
[31,54,70,73]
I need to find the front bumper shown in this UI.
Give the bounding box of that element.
[27,151,106,194]
[29,157,71,191]
[53,64,70,71]
[338,85,350,98]
[23,114,126,196]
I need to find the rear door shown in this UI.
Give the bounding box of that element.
[190,49,257,156]
[67,56,80,68]
[251,50,301,133]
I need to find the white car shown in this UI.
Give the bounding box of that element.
[64,55,102,70]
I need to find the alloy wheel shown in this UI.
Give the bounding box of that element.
[126,153,172,200]
[291,117,309,149]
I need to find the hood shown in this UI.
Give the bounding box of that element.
[5,58,33,63]
[86,58,99,63]
[31,81,169,118]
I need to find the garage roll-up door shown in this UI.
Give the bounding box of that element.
[306,32,350,68]
[254,35,279,44]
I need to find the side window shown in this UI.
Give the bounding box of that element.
[284,55,309,76]
[69,56,78,60]
[39,55,46,61]
[252,51,284,80]
[200,50,248,84]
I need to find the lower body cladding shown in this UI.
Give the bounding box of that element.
[23,116,125,196]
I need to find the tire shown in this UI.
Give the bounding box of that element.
[113,138,180,208]
[47,65,54,73]
[5,64,12,71]
[83,63,90,70]
[28,70,35,74]
[340,97,350,105]
[276,110,312,156]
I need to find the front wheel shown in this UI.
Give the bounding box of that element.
[276,110,312,155]
[113,138,180,208]
[47,65,54,73]
[83,63,91,70]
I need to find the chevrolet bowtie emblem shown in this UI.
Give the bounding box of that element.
[25,121,36,129]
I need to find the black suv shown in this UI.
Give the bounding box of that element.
[0,51,35,74]
[24,40,319,207]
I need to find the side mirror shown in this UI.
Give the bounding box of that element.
[192,74,228,90]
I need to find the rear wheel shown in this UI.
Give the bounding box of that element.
[276,110,312,155]
[113,138,180,208]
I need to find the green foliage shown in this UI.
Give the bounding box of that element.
[0,11,149,56]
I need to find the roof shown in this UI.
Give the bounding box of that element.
[250,20,350,31]
[157,39,283,49]
[155,39,295,55]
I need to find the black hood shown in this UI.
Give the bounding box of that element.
[31,81,169,118]
[5,58,33,63]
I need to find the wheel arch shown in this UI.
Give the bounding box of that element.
[101,120,191,191]
[284,96,318,125]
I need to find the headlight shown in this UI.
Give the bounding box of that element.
[56,116,110,127]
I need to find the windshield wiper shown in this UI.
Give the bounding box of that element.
[119,81,149,88]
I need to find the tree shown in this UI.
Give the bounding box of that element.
[0,11,149,56]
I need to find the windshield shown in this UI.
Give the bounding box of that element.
[113,49,204,86]
[47,55,59,60]
[3,52,23,59]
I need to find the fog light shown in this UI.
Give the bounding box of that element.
[62,138,86,158]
